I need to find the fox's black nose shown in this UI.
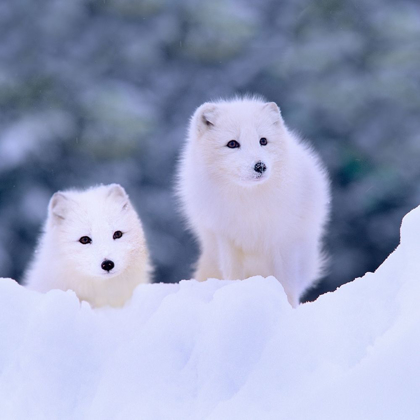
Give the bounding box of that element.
[254,161,267,174]
[101,260,114,272]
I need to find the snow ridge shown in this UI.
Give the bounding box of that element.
[1,206,420,419]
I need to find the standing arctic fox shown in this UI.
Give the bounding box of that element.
[24,184,151,307]
[177,96,330,307]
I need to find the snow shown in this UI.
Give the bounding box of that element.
[1,206,420,419]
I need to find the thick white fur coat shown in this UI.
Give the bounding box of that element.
[177,97,330,306]
[24,184,151,307]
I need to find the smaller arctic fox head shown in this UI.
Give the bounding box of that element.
[190,96,287,187]
[48,184,147,280]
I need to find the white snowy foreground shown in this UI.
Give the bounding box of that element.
[1,208,420,420]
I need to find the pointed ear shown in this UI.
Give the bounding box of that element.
[49,192,69,221]
[263,102,283,125]
[107,184,129,209]
[193,102,218,134]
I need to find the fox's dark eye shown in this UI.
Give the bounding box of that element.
[260,137,268,146]
[79,236,92,245]
[227,140,240,149]
[113,230,123,240]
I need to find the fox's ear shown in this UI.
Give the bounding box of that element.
[107,184,129,209]
[263,102,283,125]
[49,192,69,221]
[193,102,218,134]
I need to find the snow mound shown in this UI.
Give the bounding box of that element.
[1,206,420,419]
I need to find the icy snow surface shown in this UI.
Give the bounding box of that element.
[1,206,420,419]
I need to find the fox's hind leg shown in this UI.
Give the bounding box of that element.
[274,239,321,308]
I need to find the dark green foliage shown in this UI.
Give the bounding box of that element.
[1,0,419,298]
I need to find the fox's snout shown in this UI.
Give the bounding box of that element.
[101,259,115,272]
[254,161,267,174]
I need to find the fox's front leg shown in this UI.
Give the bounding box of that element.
[217,236,244,280]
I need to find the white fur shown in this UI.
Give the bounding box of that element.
[177,96,331,307]
[24,184,151,307]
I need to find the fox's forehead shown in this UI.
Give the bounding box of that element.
[215,109,280,138]
[75,198,123,218]
[220,102,263,120]
[62,200,131,232]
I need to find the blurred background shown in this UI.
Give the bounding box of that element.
[1,0,419,300]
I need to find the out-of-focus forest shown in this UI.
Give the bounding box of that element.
[1,0,419,300]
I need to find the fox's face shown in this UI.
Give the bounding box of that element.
[48,184,145,280]
[192,99,287,187]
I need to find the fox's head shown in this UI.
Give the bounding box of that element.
[189,97,288,187]
[48,184,147,280]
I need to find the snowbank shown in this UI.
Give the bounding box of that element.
[1,206,420,419]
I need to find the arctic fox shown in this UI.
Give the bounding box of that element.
[177,96,330,307]
[24,184,151,307]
